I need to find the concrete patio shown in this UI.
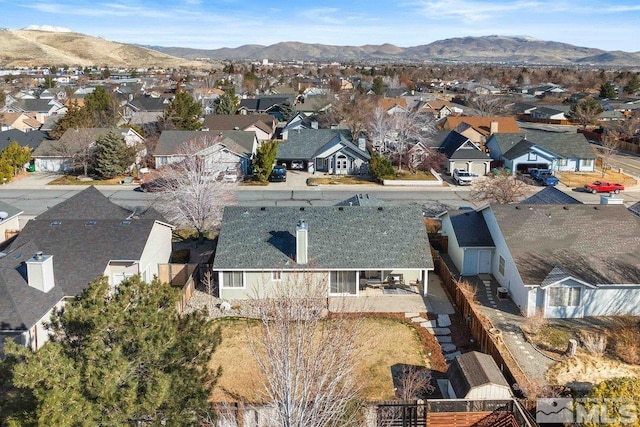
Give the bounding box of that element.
[329,272,455,314]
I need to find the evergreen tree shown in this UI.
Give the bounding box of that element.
[372,76,385,95]
[0,141,31,177]
[369,153,394,182]
[165,92,202,130]
[85,86,118,127]
[49,102,93,139]
[215,88,239,115]
[624,74,640,95]
[599,82,617,99]
[94,130,134,179]
[1,276,221,426]
[279,99,295,122]
[253,140,278,182]
[570,97,604,128]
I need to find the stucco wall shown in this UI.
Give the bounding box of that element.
[139,222,173,281]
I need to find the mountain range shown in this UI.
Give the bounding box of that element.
[151,35,640,66]
[1,29,639,68]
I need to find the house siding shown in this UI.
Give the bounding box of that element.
[139,222,173,280]
[482,208,531,315]
[582,286,640,317]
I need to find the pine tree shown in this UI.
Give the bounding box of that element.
[253,140,278,182]
[2,276,221,426]
[599,82,617,99]
[624,74,640,95]
[165,92,203,130]
[279,99,295,122]
[214,88,239,115]
[372,76,385,95]
[94,130,133,179]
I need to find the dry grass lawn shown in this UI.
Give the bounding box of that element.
[307,175,377,185]
[556,168,637,188]
[547,351,640,387]
[47,175,128,185]
[208,317,429,403]
[392,169,438,181]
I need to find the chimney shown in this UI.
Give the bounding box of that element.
[282,129,288,140]
[358,135,366,151]
[26,251,55,293]
[296,219,308,265]
[490,121,499,134]
[311,121,318,129]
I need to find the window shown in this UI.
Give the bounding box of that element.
[498,256,505,276]
[528,152,538,161]
[222,271,244,288]
[272,271,282,282]
[557,159,568,166]
[330,271,356,294]
[549,287,581,307]
[582,159,593,167]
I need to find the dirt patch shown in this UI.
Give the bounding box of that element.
[556,169,637,188]
[547,351,640,390]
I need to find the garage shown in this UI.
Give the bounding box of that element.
[516,163,549,174]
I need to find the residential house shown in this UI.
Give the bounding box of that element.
[437,130,491,176]
[203,114,276,141]
[447,351,513,399]
[4,98,66,124]
[416,99,462,119]
[0,129,49,153]
[154,130,257,176]
[238,95,295,120]
[528,106,571,124]
[279,112,319,136]
[122,95,167,132]
[486,130,595,173]
[32,127,145,172]
[441,203,640,318]
[212,206,433,299]
[0,187,173,352]
[277,128,370,174]
[0,201,23,244]
[520,186,582,205]
[378,97,408,115]
[441,116,521,149]
[1,112,41,132]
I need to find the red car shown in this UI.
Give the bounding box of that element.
[584,181,624,194]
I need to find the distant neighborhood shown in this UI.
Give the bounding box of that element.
[1,56,640,426]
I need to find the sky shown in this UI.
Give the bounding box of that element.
[1,0,639,52]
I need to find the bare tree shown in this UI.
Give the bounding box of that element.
[569,96,603,128]
[597,134,620,177]
[466,95,511,116]
[388,111,436,171]
[396,365,435,400]
[154,137,236,241]
[248,268,365,427]
[52,127,99,177]
[369,105,393,153]
[470,170,528,204]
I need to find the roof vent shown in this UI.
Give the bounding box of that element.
[260,207,266,211]
[515,206,520,210]
[528,206,533,210]
[299,207,305,211]
[377,207,383,211]
[563,206,569,210]
[338,206,344,211]
[50,221,62,226]
[85,221,97,226]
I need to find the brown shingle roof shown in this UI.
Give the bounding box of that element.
[443,116,520,135]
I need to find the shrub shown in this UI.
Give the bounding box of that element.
[369,153,394,182]
[610,317,640,365]
[523,309,547,335]
[579,331,607,356]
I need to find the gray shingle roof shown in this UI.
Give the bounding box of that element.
[448,351,510,398]
[524,129,595,159]
[448,211,494,247]
[277,128,370,161]
[202,114,275,134]
[439,131,490,160]
[155,130,254,158]
[128,96,166,112]
[503,139,535,160]
[213,206,433,271]
[521,187,582,205]
[489,133,526,155]
[0,200,23,222]
[0,187,168,332]
[335,194,385,207]
[490,204,640,286]
[0,129,49,151]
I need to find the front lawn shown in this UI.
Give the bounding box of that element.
[391,168,438,181]
[208,316,431,402]
[556,169,637,188]
[47,175,130,185]
[307,175,376,185]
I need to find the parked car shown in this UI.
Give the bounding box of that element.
[290,160,305,170]
[529,168,559,186]
[453,168,473,185]
[584,181,624,194]
[269,165,287,182]
[222,169,239,183]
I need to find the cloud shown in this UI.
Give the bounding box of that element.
[407,0,546,22]
[23,25,72,32]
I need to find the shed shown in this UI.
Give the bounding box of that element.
[447,352,512,399]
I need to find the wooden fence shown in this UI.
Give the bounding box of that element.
[429,247,535,395]
[158,263,202,314]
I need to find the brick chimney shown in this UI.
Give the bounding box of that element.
[296,219,308,265]
[26,251,55,293]
[490,121,499,134]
